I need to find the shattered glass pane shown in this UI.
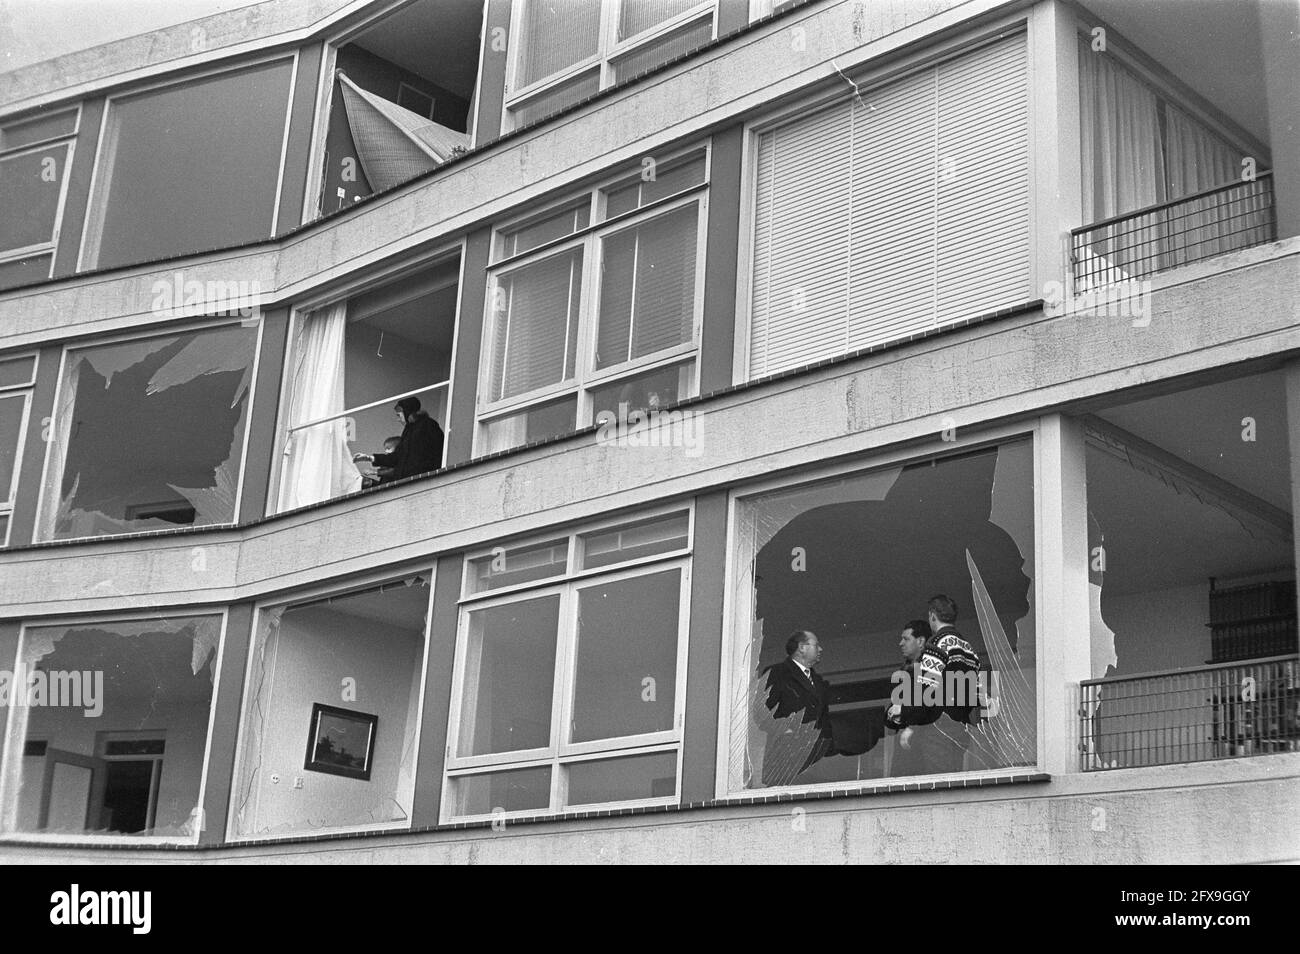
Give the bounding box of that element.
[0,615,220,838]
[727,440,1037,790]
[42,323,257,540]
[230,575,430,838]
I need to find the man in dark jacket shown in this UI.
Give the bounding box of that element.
[353,397,444,481]
[754,630,836,786]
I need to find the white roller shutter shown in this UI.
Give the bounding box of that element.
[748,33,1030,379]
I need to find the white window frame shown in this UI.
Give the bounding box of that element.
[228,563,437,842]
[475,144,710,455]
[502,0,718,131]
[76,51,298,273]
[0,350,38,548]
[0,105,81,281]
[268,241,465,515]
[34,316,265,544]
[0,607,230,848]
[443,505,695,823]
[713,422,1047,800]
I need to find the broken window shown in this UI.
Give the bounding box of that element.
[479,148,706,454]
[0,352,37,546]
[0,615,221,841]
[276,256,457,511]
[506,1,717,128]
[0,108,76,290]
[725,439,1038,791]
[39,322,259,541]
[445,511,691,820]
[319,0,480,213]
[230,574,431,838]
[1083,371,1296,767]
[80,59,293,270]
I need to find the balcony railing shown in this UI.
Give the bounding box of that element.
[1079,654,1300,771]
[1070,173,1276,290]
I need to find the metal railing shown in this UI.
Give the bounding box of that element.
[1070,173,1276,290]
[1079,655,1300,771]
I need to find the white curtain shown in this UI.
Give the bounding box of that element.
[1078,43,1165,279]
[1164,105,1252,265]
[278,302,361,511]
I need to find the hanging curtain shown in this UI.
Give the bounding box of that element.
[337,73,469,193]
[1078,41,1166,278]
[278,302,361,511]
[1164,105,1253,265]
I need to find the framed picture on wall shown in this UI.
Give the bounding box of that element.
[304,703,377,781]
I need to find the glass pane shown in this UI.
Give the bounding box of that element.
[0,254,51,290]
[467,538,569,594]
[0,393,26,500]
[44,323,258,540]
[0,144,69,253]
[88,59,293,270]
[727,440,1037,791]
[0,109,77,151]
[481,394,578,454]
[230,576,430,837]
[619,0,701,40]
[0,355,36,388]
[589,361,689,426]
[11,616,221,837]
[512,70,601,127]
[596,203,697,369]
[504,203,590,258]
[453,766,552,816]
[459,595,560,756]
[604,153,706,218]
[0,512,8,546]
[566,751,677,805]
[491,249,582,401]
[519,0,602,86]
[580,512,688,569]
[572,569,681,742]
[612,16,713,83]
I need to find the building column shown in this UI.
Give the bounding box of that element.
[1258,0,1300,241]
[1036,412,1091,776]
[1286,359,1300,645]
[409,552,464,828]
[199,602,254,846]
[1028,0,1082,300]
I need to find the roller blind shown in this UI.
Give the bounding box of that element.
[748,35,1030,378]
[491,249,582,401]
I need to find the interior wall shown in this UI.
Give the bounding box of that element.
[20,673,212,834]
[1102,581,1211,675]
[243,604,422,835]
[344,321,447,406]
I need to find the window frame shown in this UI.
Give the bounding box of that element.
[0,350,38,548]
[268,241,465,515]
[731,18,1033,385]
[228,563,437,841]
[713,422,1047,799]
[34,316,265,544]
[0,105,81,280]
[0,607,230,847]
[475,144,710,455]
[502,0,718,131]
[76,51,299,273]
[443,505,694,822]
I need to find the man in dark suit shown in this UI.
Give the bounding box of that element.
[754,630,836,786]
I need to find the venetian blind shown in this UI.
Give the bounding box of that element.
[748,34,1030,378]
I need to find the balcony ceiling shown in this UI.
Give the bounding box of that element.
[352,0,483,101]
[1079,0,1270,147]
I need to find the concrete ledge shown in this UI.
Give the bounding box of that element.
[0,755,1293,863]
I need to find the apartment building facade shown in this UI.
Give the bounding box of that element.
[0,0,1297,863]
